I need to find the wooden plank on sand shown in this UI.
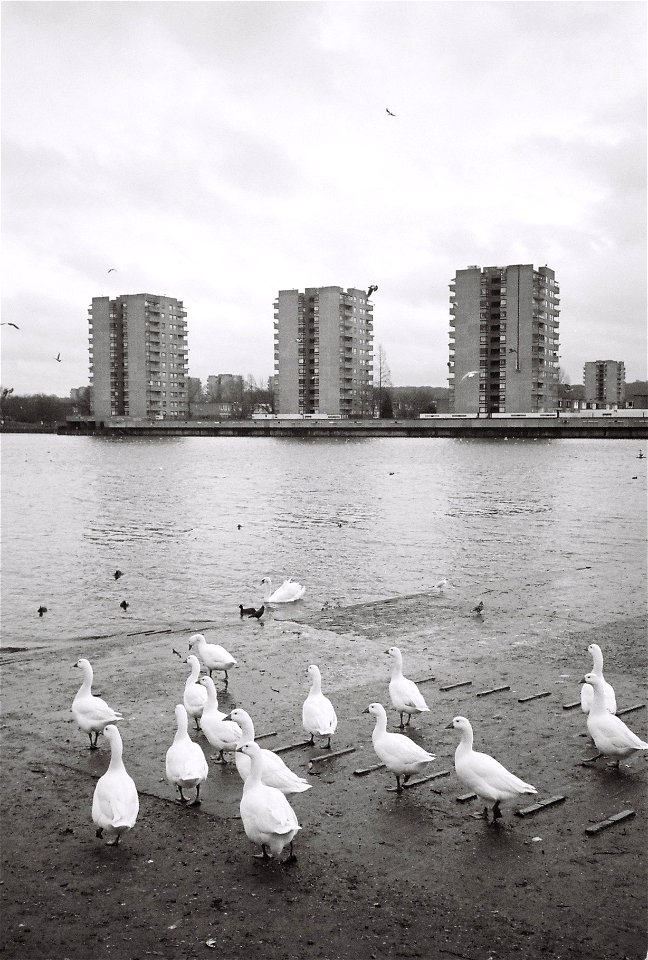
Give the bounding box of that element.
[440,680,472,692]
[585,809,635,835]
[516,795,567,817]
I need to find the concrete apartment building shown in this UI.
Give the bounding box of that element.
[89,294,188,420]
[449,264,560,414]
[583,360,626,408]
[274,286,374,417]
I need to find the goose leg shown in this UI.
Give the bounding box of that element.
[399,712,405,730]
[321,735,332,749]
[395,775,403,793]
[189,784,202,806]
[223,670,229,687]
[177,786,188,804]
[283,841,297,864]
[405,714,412,727]
[307,734,315,745]
[254,844,272,860]
[492,801,502,821]
[89,731,99,750]
[95,827,104,839]
[582,752,603,764]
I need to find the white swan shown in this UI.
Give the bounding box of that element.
[72,658,123,749]
[261,577,305,604]
[365,702,435,792]
[166,704,209,805]
[387,646,430,729]
[237,741,300,861]
[580,644,616,715]
[92,725,139,845]
[447,716,537,821]
[583,673,648,767]
[197,676,242,762]
[183,654,208,730]
[302,664,337,749]
[188,634,236,686]
[226,708,311,794]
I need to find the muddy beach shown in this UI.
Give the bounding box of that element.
[1,597,646,960]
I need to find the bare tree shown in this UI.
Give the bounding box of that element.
[373,343,393,418]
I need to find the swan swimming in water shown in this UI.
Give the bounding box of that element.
[582,673,648,767]
[447,716,537,821]
[183,655,208,730]
[580,643,616,715]
[237,741,301,862]
[72,658,123,749]
[261,577,305,604]
[365,702,435,792]
[188,634,237,687]
[166,704,209,804]
[302,664,337,748]
[92,725,139,844]
[387,646,430,729]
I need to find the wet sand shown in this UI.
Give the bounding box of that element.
[1,597,646,960]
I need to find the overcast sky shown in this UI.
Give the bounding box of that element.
[2,1,646,396]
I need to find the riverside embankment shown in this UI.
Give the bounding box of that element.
[58,414,648,439]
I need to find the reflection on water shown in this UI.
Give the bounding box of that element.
[1,434,646,646]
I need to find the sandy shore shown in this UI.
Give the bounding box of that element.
[1,596,646,960]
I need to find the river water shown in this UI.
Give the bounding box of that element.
[1,434,646,649]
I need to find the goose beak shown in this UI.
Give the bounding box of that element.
[362,706,370,714]
[223,713,232,722]
[445,721,454,729]
[73,662,79,668]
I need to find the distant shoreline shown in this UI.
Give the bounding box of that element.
[50,414,648,440]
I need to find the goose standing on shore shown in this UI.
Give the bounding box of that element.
[183,655,208,730]
[447,716,537,821]
[197,676,242,762]
[237,741,300,862]
[188,634,237,687]
[165,704,208,804]
[92,725,139,844]
[365,702,435,792]
[226,708,311,794]
[582,673,648,767]
[580,644,616,714]
[302,664,337,749]
[387,646,430,729]
[72,658,123,749]
[261,577,305,604]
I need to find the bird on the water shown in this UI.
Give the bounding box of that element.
[473,600,484,615]
[239,603,256,616]
[114,570,123,580]
[37,605,48,617]
[248,605,265,620]
[446,716,537,822]
[261,577,305,604]
[119,600,129,611]
[92,725,139,845]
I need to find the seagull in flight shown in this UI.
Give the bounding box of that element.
[367,284,378,298]
[1,322,19,329]
[386,108,396,117]
[54,353,62,362]
[107,268,117,273]
[460,370,478,382]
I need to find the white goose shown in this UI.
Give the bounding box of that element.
[197,676,242,762]
[302,664,337,749]
[580,644,617,715]
[237,741,300,862]
[226,708,311,794]
[261,577,305,604]
[183,654,208,730]
[72,658,123,749]
[365,702,435,792]
[387,646,430,728]
[583,672,648,767]
[447,716,537,821]
[188,634,237,687]
[165,704,209,805]
[92,725,139,845]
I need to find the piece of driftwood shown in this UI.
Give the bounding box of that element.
[515,795,567,817]
[585,809,636,835]
[440,680,473,692]
[386,769,450,792]
[308,747,355,765]
[518,691,551,703]
[617,704,646,717]
[476,684,511,697]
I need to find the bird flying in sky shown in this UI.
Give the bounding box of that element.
[107,268,117,273]
[460,370,478,382]
[367,284,378,298]
[1,322,19,329]
[386,108,396,117]
[54,353,62,362]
